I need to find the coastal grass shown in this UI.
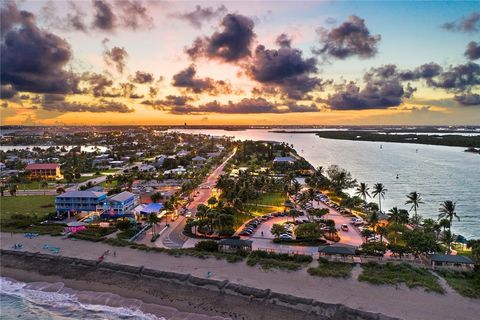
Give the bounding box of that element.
[102,238,246,263]
[359,262,444,293]
[438,269,480,299]
[0,195,55,220]
[246,250,313,271]
[308,260,354,278]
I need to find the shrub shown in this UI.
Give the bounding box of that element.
[194,240,219,252]
[308,261,354,278]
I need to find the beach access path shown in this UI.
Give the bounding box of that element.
[2,232,479,320]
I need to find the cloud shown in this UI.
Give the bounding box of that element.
[314,15,381,59]
[0,84,17,99]
[103,44,128,73]
[246,36,323,99]
[131,71,154,83]
[454,92,480,106]
[442,12,480,33]
[186,13,256,62]
[171,5,227,28]
[398,62,444,81]
[0,2,79,95]
[41,94,134,113]
[115,0,154,30]
[141,95,193,110]
[92,0,116,31]
[119,82,143,98]
[427,62,480,91]
[172,64,232,94]
[84,73,115,97]
[325,65,415,110]
[465,41,480,60]
[40,1,88,33]
[165,97,321,114]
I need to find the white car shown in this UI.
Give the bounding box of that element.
[185,212,192,218]
[279,234,293,240]
[199,185,211,189]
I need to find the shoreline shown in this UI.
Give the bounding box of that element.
[0,250,395,320]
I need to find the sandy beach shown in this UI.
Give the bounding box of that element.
[1,233,479,320]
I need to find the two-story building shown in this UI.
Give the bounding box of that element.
[55,190,107,214]
[108,191,138,215]
[25,163,62,180]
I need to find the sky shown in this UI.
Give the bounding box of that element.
[1,0,479,126]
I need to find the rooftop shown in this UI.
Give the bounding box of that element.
[25,163,59,170]
[109,191,135,202]
[56,191,107,198]
[273,156,295,163]
[430,254,474,264]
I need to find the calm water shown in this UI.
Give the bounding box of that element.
[173,129,480,239]
[0,277,227,320]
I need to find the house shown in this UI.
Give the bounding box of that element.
[109,160,125,167]
[318,244,357,262]
[164,166,187,175]
[25,163,62,180]
[176,150,190,157]
[138,164,155,172]
[108,191,138,215]
[192,156,207,166]
[273,156,295,165]
[133,203,166,219]
[55,190,107,214]
[218,239,253,253]
[429,254,475,271]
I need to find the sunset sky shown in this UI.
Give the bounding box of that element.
[1,0,479,126]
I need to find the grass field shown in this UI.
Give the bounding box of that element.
[0,195,56,220]
[359,262,444,293]
[255,192,288,206]
[15,181,57,190]
[438,270,480,298]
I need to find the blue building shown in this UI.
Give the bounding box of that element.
[108,191,138,215]
[55,191,108,214]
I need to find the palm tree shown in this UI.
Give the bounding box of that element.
[368,211,379,236]
[387,207,408,245]
[376,225,387,243]
[355,182,370,203]
[372,183,387,212]
[405,191,424,225]
[438,201,460,231]
[148,213,160,237]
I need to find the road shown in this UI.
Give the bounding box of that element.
[161,149,237,248]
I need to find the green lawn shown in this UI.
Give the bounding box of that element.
[438,270,480,299]
[15,181,57,190]
[243,204,280,215]
[0,195,56,220]
[359,262,444,293]
[308,261,354,278]
[254,192,288,206]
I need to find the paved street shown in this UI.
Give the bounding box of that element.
[160,149,237,248]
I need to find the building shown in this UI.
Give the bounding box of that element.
[273,156,295,165]
[192,156,207,166]
[25,163,62,180]
[108,191,138,215]
[55,190,107,214]
[429,254,475,271]
[318,244,357,262]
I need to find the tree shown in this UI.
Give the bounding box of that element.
[56,187,66,194]
[271,224,286,238]
[376,225,387,243]
[438,200,460,231]
[310,208,329,220]
[41,180,48,189]
[150,192,163,203]
[8,184,17,196]
[387,207,409,245]
[0,185,5,196]
[368,211,379,235]
[326,165,356,194]
[148,214,160,237]
[295,223,322,241]
[441,230,456,254]
[288,209,299,223]
[405,191,424,225]
[439,218,450,233]
[355,182,370,203]
[466,240,480,263]
[372,183,387,212]
[116,219,134,231]
[403,229,439,257]
[207,196,218,207]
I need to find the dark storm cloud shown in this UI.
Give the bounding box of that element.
[314,15,381,59]
[427,62,480,91]
[186,13,256,62]
[246,37,326,99]
[0,2,79,95]
[166,98,321,114]
[442,12,480,33]
[465,41,480,60]
[92,0,116,31]
[0,85,17,99]
[103,45,128,74]
[326,65,415,110]
[454,92,480,106]
[132,71,154,84]
[84,73,115,97]
[171,5,227,28]
[172,64,232,94]
[41,94,133,113]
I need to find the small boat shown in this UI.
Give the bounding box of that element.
[380,144,383,149]
[396,174,399,179]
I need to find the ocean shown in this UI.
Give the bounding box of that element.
[171,129,480,239]
[0,277,228,320]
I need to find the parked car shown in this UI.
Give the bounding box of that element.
[341,224,349,231]
[279,234,293,240]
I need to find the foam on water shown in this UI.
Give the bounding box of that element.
[1,277,229,320]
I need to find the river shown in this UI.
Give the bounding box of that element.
[171,129,480,239]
